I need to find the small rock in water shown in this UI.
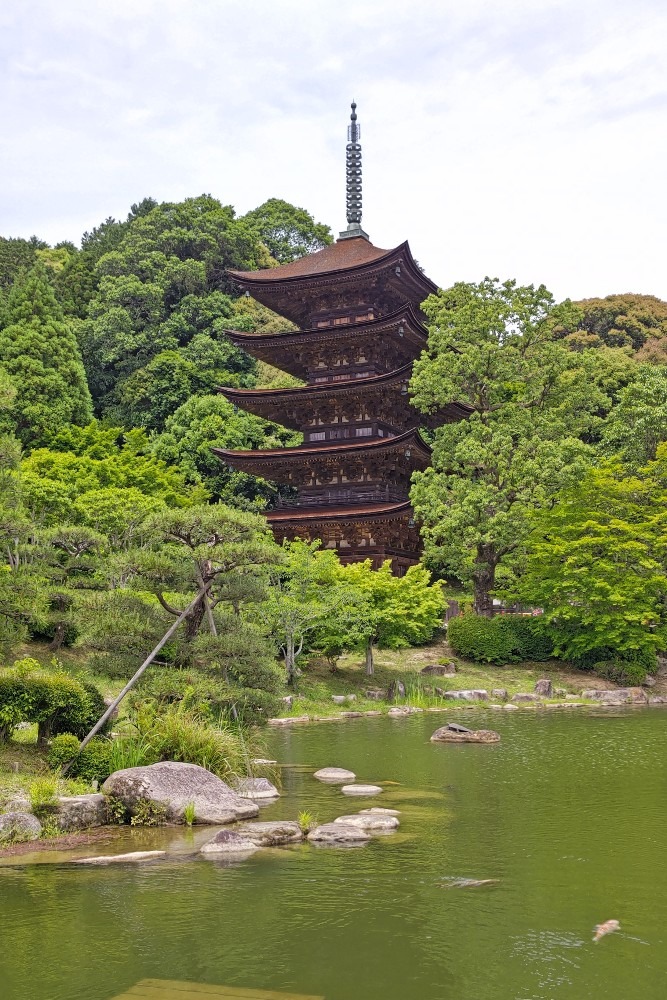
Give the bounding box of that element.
[74,850,166,865]
[431,726,500,744]
[593,918,620,942]
[200,830,260,855]
[333,813,399,833]
[307,822,370,845]
[313,767,356,783]
[358,807,401,816]
[235,821,303,846]
[534,678,553,697]
[341,784,383,796]
[234,777,280,800]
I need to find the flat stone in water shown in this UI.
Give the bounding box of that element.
[359,807,401,816]
[200,829,260,855]
[235,821,303,846]
[341,784,383,796]
[333,813,399,833]
[431,726,501,744]
[73,850,166,864]
[313,767,356,783]
[307,822,371,845]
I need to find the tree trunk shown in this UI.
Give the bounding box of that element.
[365,638,375,676]
[473,546,497,617]
[48,622,66,652]
[184,596,206,640]
[37,719,53,747]
[285,636,297,687]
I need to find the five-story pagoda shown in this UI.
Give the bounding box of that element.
[215,103,466,573]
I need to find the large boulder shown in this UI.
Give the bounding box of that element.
[55,794,108,831]
[200,829,260,855]
[511,692,541,703]
[581,687,648,705]
[534,679,553,697]
[236,821,303,846]
[421,664,456,676]
[102,762,259,824]
[431,725,501,744]
[0,811,42,843]
[307,822,370,845]
[443,690,489,701]
[314,767,356,783]
[234,778,280,800]
[333,813,399,833]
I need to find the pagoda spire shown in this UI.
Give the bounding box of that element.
[339,100,369,241]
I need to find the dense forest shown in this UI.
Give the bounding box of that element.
[2,192,667,781]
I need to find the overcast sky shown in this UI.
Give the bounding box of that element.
[1,0,666,301]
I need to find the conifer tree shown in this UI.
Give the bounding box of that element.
[0,265,92,447]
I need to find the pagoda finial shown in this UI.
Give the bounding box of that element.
[339,100,369,241]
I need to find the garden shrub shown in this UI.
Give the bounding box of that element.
[138,708,260,781]
[448,614,553,665]
[592,659,649,686]
[47,732,113,782]
[132,666,281,726]
[0,660,105,744]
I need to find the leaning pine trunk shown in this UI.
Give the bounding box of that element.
[365,638,374,676]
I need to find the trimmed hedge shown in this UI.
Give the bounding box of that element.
[0,659,107,744]
[447,614,553,665]
[47,732,113,782]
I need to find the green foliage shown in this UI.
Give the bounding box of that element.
[600,365,667,466]
[28,775,59,816]
[0,235,46,289]
[553,292,667,356]
[183,801,196,826]
[47,733,112,781]
[516,457,667,663]
[105,794,129,824]
[136,708,258,781]
[410,278,615,613]
[106,737,156,773]
[591,658,651,686]
[239,198,332,263]
[297,810,317,833]
[130,799,167,827]
[0,659,105,744]
[0,266,92,447]
[447,613,552,665]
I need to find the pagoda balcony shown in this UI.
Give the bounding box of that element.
[273,485,409,509]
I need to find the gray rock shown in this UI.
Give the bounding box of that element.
[421,663,456,676]
[443,690,489,701]
[581,687,648,704]
[281,695,293,708]
[251,758,277,766]
[491,689,508,700]
[387,680,406,701]
[503,703,519,711]
[387,705,422,715]
[102,761,259,824]
[234,777,280,800]
[340,711,363,718]
[267,715,310,726]
[364,689,385,700]
[534,678,553,697]
[554,687,568,698]
[446,722,473,733]
[333,813,399,833]
[55,793,108,831]
[200,829,260,855]
[643,675,657,687]
[307,822,370,845]
[649,696,667,704]
[511,692,541,703]
[235,821,303,846]
[331,695,347,704]
[74,850,166,864]
[359,807,401,816]
[341,784,383,796]
[313,767,356,783]
[431,726,501,744]
[0,811,42,843]
[4,795,30,813]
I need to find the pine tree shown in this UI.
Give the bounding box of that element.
[0,265,92,447]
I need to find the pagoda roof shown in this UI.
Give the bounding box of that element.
[266,500,413,523]
[218,365,471,429]
[229,236,391,283]
[228,239,437,327]
[213,426,431,477]
[223,304,429,379]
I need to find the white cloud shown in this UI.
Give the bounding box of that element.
[1,0,665,300]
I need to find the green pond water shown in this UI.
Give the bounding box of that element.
[2,708,667,1000]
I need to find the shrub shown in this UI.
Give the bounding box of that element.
[592,659,649,686]
[29,776,59,816]
[132,666,281,727]
[448,614,553,664]
[0,660,105,744]
[139,708,260,782]
[47,732,113,782]
[130,799,167,827]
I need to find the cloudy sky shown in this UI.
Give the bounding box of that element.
[1,0,666,301]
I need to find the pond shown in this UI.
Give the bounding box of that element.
[2,708,667,1000]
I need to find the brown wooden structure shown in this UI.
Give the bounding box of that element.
[215,104,467,572]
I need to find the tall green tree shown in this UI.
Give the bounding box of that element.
[0,266,92,447]
[240,198,332,263]
[600,364,667,466]
[410,278,608,614]
[515,455,667,663]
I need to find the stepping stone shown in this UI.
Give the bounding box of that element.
[333,813,399,833]
[234,778,280,800]
[313,767,356,783]
[307,822,370,845]
[200,830,260,856]
[341,784,383,796]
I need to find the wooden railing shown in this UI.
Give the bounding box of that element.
[273,486,408,508]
